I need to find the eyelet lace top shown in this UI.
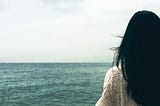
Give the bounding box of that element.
[95,66,140,106]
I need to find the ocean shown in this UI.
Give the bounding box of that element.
[0,63,112,106]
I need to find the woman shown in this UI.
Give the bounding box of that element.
[96,10,160,106]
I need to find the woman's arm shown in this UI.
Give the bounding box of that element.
[95,67,121,106]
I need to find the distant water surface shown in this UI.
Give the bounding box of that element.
[0,63,111,106]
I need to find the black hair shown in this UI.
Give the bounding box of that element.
[114,10,160,106]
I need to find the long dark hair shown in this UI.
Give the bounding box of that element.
[114,10,160,106]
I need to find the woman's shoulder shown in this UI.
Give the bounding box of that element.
[103,66,123,86]
[106,66,122,77]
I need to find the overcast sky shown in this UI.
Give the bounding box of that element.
[0,0,159,62]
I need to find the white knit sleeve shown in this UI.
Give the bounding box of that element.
[95,67,122,106]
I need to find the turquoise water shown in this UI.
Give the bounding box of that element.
[0,63,111,106]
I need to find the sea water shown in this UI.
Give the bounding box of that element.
[0,63,111,106]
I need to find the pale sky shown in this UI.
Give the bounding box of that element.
[0,0,159,62]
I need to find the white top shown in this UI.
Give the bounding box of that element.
[95,66,140,106]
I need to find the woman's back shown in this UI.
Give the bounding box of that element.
[96,10,160,106]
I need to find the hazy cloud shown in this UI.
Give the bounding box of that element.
[0,0,159,62]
